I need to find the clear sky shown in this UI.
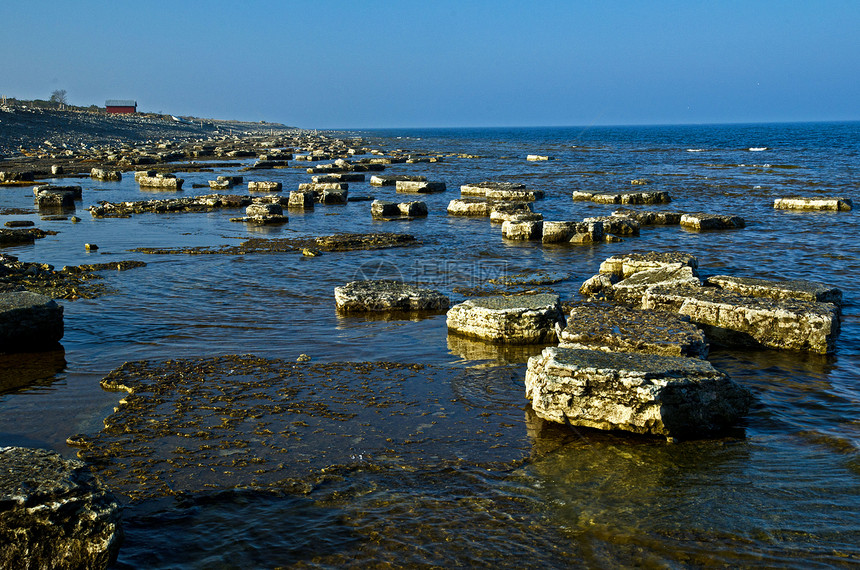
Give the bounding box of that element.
[1,0,858,128]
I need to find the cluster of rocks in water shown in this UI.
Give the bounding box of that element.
[332,248,843,440]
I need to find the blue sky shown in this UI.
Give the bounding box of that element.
[1,1,857,128]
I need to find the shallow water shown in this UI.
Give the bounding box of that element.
[1,122,858,567]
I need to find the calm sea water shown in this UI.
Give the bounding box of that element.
[1,122,858,567]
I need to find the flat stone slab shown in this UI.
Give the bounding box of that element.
[489,202,535,223]
[447,198,490,217]
[572,190,671,205]
[138,175,183,190]
[247,181,282,192]
[32,185,82,199]
[335,280,449,312]
[0,291,63,352]
[370,175,426,186]
[558,303,708,358]
[90,168,122,181]
[501,219,543,240]
[0,446,121,568]
[642,285,841,354]
[312,173,365,183]
[371,200,427,220]
[612,208,682,225]
[706,275,842,305]
[542,221,604,244]
[583,215,641,236]
[774,197,852,211]
[680,213,745,230]
[599,251,699,278]
[298,182,348,192]
[395,180,446,193]
[461,181,526,197]
[287,190,314,210]
[525,347,752,438]
[486,188,544,201]
[526,154,551,161]
[447,293,564,344]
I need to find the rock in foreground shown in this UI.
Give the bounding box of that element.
[525,347,752,438]
[0,291,64,352]
[447,293,564,344]
[335,280,449,312]
[0,446,122,569]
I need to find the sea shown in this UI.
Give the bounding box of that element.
[0,122,858,568]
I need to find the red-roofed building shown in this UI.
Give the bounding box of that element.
[105,100,137,114]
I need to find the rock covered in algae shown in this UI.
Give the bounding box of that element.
[524,347,752,438]
[0,446,122,569]
[558,302,708,358]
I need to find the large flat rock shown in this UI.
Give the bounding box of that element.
[525,347,752,438]
[335,280,449,312]
[705,275,843,305]
[0,446,121,569]
[447,293,564,344]
[0,291,64,352]
[460,181,526,197]
[680,213,745,230]
[642,285,841,354]
[774,197,852,211]
[572,190,671,205]
[559,303,708,358]
[599,251,699,278]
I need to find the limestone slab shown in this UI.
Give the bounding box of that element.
[706,275,842,305]
[774,197,852,211]
[558,303,708,358]
[335,280,449,312]
[446,293,564,344]
[641,285,840,354]
[599,251,699,278]
[680,213,745,230]
[0,291,64,352]
[524,347,752,437]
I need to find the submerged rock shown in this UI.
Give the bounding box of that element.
[447,293,564,344]
[0,291,63,352]
[773,197,852,212]
[642,285,841,354]
[525,347,752,438]
[488,202,534,223]
[558,303,708,358]
[335,280,449,312]
[0,446,122,569]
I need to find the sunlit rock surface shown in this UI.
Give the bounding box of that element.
[335,280,448,312]
[525,347,752,438]
[447,293,564,344]
[774,197,852,211]
[641,285,840,354]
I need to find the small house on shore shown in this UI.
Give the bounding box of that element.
[105,100,137,114]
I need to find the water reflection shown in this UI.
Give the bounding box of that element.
[447,333,546,365]
[0,347,66,393]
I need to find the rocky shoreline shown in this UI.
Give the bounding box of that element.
[0,109,854,566]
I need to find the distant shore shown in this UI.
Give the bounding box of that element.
[0,104,298,158]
